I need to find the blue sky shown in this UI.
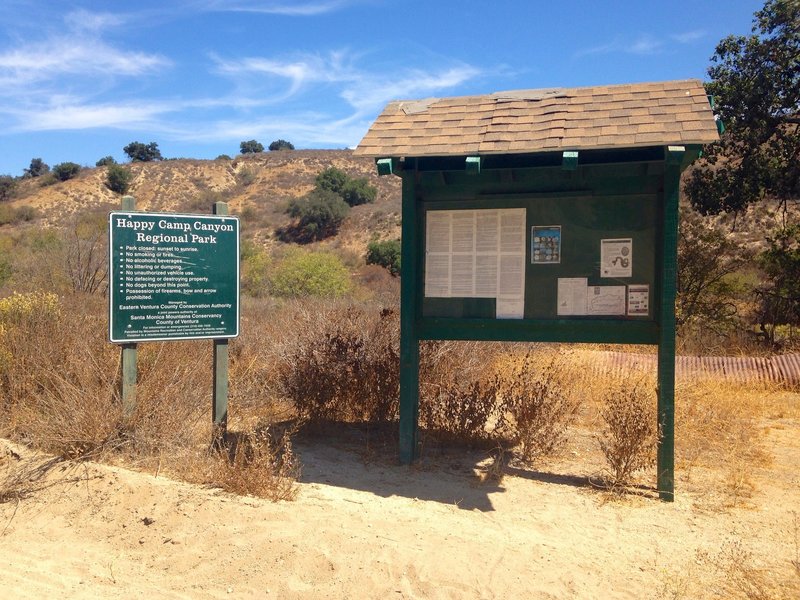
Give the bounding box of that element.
[0,0,764,176]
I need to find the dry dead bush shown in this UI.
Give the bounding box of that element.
[278,305,400,424]
[419,378,499,443]
[597,375,658,490]
[493,349,580,464]
[178,425,300,501]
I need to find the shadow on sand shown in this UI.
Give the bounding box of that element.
[291,422,600,511]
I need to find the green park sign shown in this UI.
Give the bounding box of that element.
[108,211,240,343]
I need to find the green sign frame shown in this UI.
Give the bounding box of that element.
[389,145,701,502]
[108,211,240,343]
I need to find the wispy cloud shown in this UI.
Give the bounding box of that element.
[191,0,355,16]
[0,38,168,85]
[213,49,480,117]
[575,33,664,58]
[5,100,172,132]
[672,30,706,44]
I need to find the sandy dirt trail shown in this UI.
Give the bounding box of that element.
[1,421,799,599]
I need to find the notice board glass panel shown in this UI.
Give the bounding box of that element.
[421,194,659,321]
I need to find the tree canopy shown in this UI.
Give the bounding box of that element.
[685,0,799,216]
[123,141,163,162]
[239,140,264,154]
[269,139,295,151]
[24,158,49,178]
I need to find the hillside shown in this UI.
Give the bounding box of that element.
[4,150,402,257]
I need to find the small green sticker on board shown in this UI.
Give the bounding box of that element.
[108,211,240,343]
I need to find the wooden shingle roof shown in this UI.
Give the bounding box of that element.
[354,79,719,158]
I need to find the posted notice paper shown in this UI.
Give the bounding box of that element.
[627,284,650,316]
[424,208,526,318]
[600,238,633,278]
[587,285,626,315]
[557,277,588,316]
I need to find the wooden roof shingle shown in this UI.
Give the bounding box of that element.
[354,79,719,158]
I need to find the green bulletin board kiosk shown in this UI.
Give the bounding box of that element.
[356,79,720,500]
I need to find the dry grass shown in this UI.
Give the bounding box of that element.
[675,379,774,508]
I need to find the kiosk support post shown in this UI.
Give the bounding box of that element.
[657,147,683,501]
[399,170,420,464]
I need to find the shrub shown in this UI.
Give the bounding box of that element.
[23,158,49,178]
[279,307,399,424]
[268,139,294,151]
[123,141,162,162]
[236,166,257,187]
[493,350,579,463]
[270,249,352,298]
[52,162,82,181]
[315,167,349,195]
[283,188,350,242]
[598,377,658,489]
[195,426,299,500]
[0,205,37,226]
[95,156,116,167]
[240,240,272,297]
[341,177,377,206]
[106,164,133,194]
[239,140,264,154]
[419,378,499,443]
[0,256,11,287]
[215,154,232,161]
[0,175,17,202]
[366,239,401,275]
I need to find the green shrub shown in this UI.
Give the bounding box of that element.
[366,239,401,275]
[106,164,133,194]
[315,167,349,195]
[52,162,82,181]
[270,249,352,298]
[95,156,116,167]
[215,154,232,161]
[0,255,12,287]
[0,175,17,202]
[283,188,350,242]
[341,177,377,206]
[240,240,272,297]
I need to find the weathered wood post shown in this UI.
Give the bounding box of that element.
[120,194,138,420]
[212,201,229,448]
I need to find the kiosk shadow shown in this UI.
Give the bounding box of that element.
[290,422,603,511]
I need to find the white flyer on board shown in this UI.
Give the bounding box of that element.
[557,278,588,316]
[600,238,632,278]
[587,286,626,315]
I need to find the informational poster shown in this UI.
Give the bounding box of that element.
[601,238,633,278]
[531,226,562,264]
[108,212,240,342]
[424,208,526,318]
[627,284,650,316]
[557,277,588,316]
[587,285,626,315]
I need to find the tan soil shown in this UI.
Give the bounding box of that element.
[1,416,799,599]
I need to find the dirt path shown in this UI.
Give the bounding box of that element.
[1,425,798,599]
